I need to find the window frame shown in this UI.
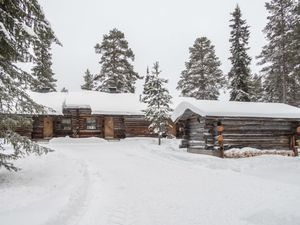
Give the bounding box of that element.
[86,117,97,130]
[61,118,72,131]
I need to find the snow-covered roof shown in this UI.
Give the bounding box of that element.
[28,91,145,116]
[172,98,300,121]
[64,91,145,115]
[28,91,67,115]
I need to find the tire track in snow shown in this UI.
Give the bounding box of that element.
[44,161,90,225]
[106,200,139,225]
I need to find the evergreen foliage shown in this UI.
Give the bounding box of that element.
[30,23,60,92]
[142,62,172,145]
[177,37,225,100]
[94,28,141,93]
[250,74,264,102]
[289,1,300,106]
[81,69,95,90]
[257,0,296,104]
[142,66,151,97]
[228,5,253,102]
[0,0,56,171]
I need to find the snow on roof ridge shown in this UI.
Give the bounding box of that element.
[172,99,300,121]
[28,90,145,115]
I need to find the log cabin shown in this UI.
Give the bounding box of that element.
[24,91,176,140]
[172,98,300,156]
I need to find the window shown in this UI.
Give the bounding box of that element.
[86,118,96,130]
[61,118,72,130]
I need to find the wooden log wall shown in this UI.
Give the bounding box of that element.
[179,113,300,151]
[113,116,125,138]
[31,116,44,139]
[185,115,207,150]
[15,117,33,138]
[124,116,156,137]
[204,117,298,150]
[62,108,104,138]
[26,109,176,140]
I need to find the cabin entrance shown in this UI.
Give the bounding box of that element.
[105,117,114,139]
[43,117,53,139]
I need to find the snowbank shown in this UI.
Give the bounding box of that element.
[48,136,107,144]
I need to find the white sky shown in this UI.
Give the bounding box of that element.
[39,0,268,97]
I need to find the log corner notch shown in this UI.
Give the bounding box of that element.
[291,125,300,157]
[216,121,224,158]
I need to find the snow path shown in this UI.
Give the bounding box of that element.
[1,137,300,225]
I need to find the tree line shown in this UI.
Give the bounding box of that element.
[80,1,299,107]
[23,1,300,107]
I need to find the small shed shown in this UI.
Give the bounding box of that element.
[172,98,300,156]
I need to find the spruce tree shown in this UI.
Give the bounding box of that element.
[228,5,253,102]
[31,26,59,92]
[0,0,56,171]
[143,62,172,145]
[142,66,151,97]
[94,28,141,93]
[177,37,225,100]
[81,69,95,90]
[257,0,295,104]
[289,1,300,106]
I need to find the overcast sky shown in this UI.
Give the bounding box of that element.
[39,0,268,97]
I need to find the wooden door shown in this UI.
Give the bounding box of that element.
[43,117,53,139]
[105,117,114,139]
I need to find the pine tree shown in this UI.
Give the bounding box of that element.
[142,66,151,97]
[177,37,225,100]
[31,25,59,92]
[0,0,56,171]
[289,1,300,106]
[228,5,253,102]
[257,0,296,104]
[94,28,141,93]
[143,62,172,145]
[81,69,95,90]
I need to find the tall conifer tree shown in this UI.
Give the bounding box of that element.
[0,0,57,171]
[177,37,224,100]
[143,62,172,145]
[257,0,295,104]
[289,1,300,105]
[228,5,252,102]
[31,26,59,92]
[94,28,141,93]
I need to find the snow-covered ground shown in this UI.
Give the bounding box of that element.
[1,137,300,225]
